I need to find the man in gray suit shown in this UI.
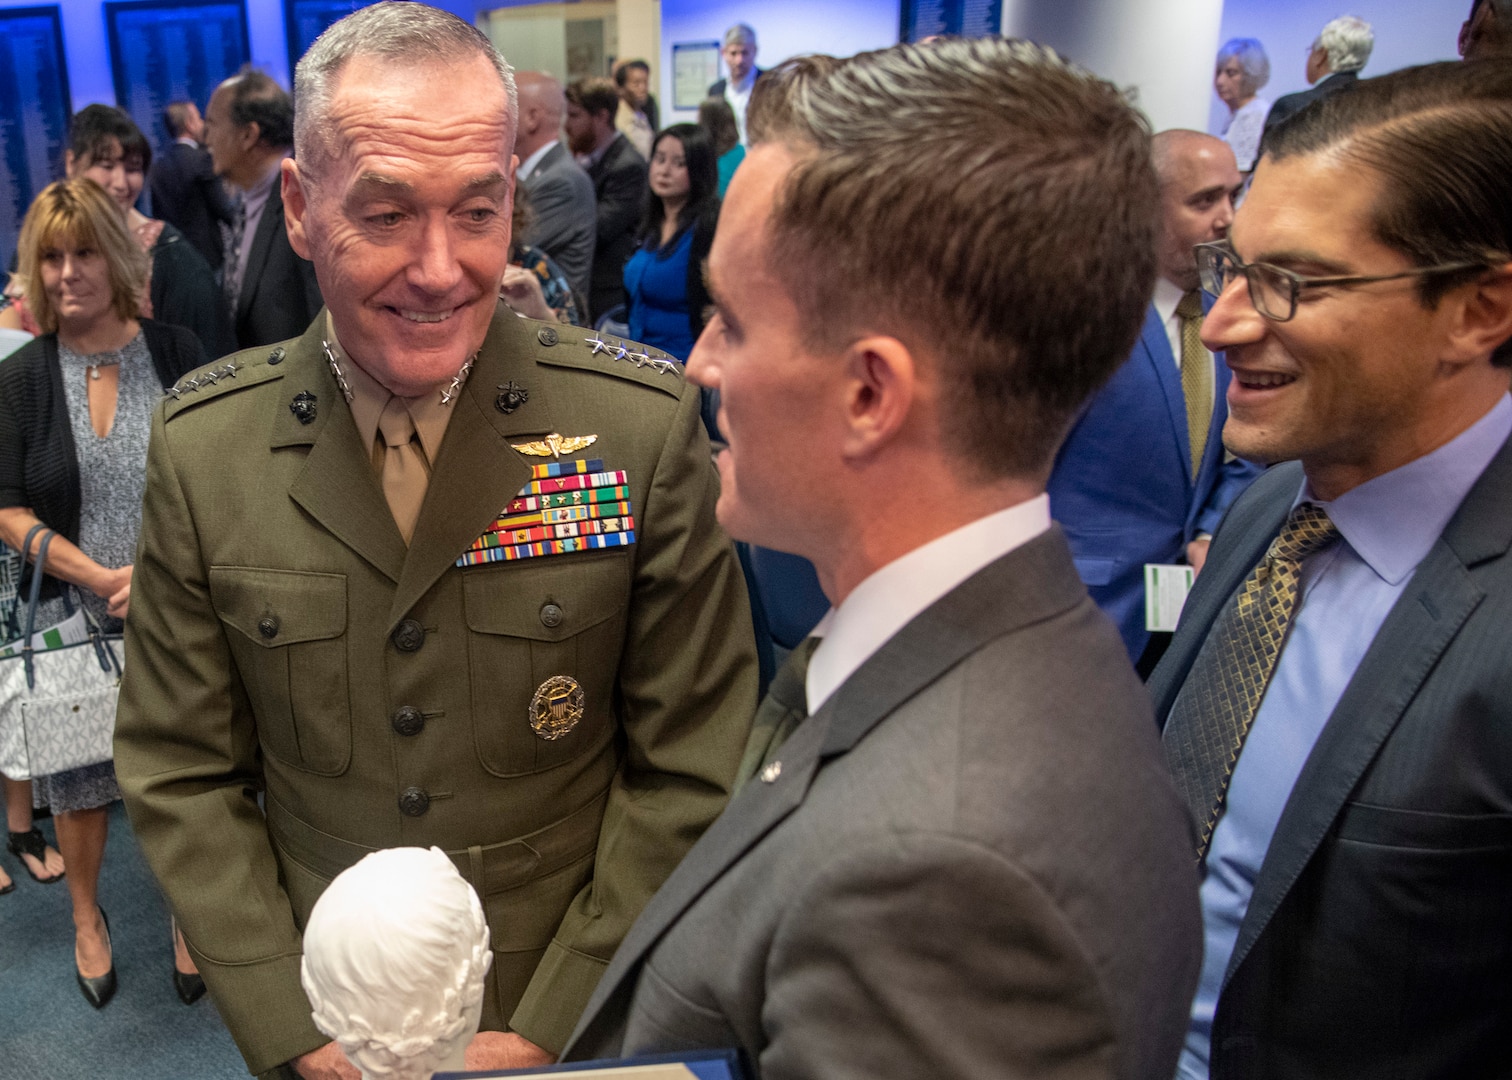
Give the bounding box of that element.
[515,71,595,317]
[564,38,1202,1079]
[1155,61,1512,1080]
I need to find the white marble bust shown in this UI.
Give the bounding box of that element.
[301,846,493,1080]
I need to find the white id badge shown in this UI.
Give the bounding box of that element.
[1144,564,1195,633]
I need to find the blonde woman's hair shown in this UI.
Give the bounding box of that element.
[17,178,146,334]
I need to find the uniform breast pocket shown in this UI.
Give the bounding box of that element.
[208,567,350,776]
[463,554,629,777]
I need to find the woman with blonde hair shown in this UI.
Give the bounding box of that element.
[0,177,205,1007]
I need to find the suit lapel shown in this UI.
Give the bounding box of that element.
[1141,307,1193,485]
[281,322,408,583]
[571,527,1091,1044]
[386,307,544,629]
[1225,434,1512,982]
[237,184,282,322]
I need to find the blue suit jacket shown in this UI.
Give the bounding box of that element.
[1047,301,1262,660]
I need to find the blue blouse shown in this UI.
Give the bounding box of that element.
[624,228,695,362]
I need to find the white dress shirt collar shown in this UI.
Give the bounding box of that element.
[806,495,1053,714]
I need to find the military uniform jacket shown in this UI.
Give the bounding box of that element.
[114,306,758,1075]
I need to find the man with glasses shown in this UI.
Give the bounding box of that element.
[1152,60,1512,1080]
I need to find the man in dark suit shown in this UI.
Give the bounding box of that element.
[707,23,763,144]
[564,77,646,325]
[1049,130,1260,673]
[516,71,596,317]
[564,38,1202,1078]
[148,99,234,273]
[1259,15,1372,150]
[1154,61,1512,1080]
[204,67,322,350]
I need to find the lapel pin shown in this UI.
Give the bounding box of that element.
[760,761,782,784]
[495,381,530,414]
[289,391,318,425]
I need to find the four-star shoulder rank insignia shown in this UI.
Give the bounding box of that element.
[582,335,680,376]
[512,432,598,458]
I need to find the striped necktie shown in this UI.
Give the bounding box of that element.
[1162,502,1340,857]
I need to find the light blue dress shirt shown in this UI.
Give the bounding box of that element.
[1176,393,1512,1080]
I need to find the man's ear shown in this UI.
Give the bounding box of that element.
[1443,262,1512,366]
[282,158,313,261]
[839,335,918,462]
[240,121,262,155]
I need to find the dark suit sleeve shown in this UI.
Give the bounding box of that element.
[527,171,585,259]
[151,231,238,361]
[597,153,649,251]
[759,832,1119,1079]
[195,152,234,227]
[508,377,758,1053]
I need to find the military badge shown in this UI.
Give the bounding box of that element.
[289,391,318,424]
[530,675,584,741]
[495,381,529,414]
[512,432,598,458]
[457,459,637,566]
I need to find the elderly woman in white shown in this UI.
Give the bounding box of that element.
[1214,37,1272,172]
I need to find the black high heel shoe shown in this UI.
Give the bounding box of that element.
[171,918,206,1005]
[77,907,117,1009]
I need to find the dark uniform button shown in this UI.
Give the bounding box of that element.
[537,327,559,347]
[398,787,430,817]
[267,347,285,366]
[539,603,563,628]
[258,616,280,639]
[391,619,425,652]
[391,706,425,737]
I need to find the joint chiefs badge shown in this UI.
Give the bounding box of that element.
[529,675,584,741]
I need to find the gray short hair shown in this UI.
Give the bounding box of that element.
[1315,16,1373,74]
[723,23,756,48]
[294,1,516,175]
[1216,38,1271,97]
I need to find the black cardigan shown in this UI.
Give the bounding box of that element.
[0,319,204,598]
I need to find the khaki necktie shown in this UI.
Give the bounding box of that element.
[1162,503,1340,858]
[377,396,429,544]
[1176,289,1214,479]
[734,636,821,794]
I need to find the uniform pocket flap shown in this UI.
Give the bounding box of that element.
[463,554,628,641]
[209,567,347,647]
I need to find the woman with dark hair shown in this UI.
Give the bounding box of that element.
[622,124,719,362]
[0,178,206,1008]
[697,97,745,198]
[64,105,236,359]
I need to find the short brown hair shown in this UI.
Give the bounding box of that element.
[766,38,1159,478]
[565,77,620,121]
[17,179,147,334]
[1266,60,1512,365]
[746,54,843,147]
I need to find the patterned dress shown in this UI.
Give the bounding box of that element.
[30,332,155,814]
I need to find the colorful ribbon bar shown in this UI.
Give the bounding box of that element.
[456,530,637,566]
[530,459,606,479]
[473,515,635,549]
[480,499,633,537]
[521,470,629,496]
[506,485,631,515]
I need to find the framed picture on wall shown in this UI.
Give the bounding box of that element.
[0,5,73,270]
[672,41,721,110]
[284,0,368,77]
[899,0,1003,43]
[104,0,251,157]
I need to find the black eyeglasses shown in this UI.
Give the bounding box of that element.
[1195,242,1489,322]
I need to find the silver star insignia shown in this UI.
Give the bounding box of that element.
[585,336,609,355]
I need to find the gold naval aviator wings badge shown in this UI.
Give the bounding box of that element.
[512,433,598,458]
[530,675,584,741]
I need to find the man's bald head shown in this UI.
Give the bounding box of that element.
[515,71,566,160]
[1151,130,1243,289]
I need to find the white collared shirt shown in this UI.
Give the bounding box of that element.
[726,69,758,145]
[517,140,557,183]
[806,495,1053,714]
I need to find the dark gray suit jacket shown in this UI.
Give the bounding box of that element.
[522,142,596,321]
[566,526,1203,1079]
[148,141,233,272]
[234,183,323,352]
[1258,70,1358,156]
[1149,436,1512,1080]
[587,134,648,326]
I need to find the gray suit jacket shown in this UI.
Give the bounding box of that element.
[1148,435,1512,1079]
[565,526,1203,1079]
[522,142,596,319]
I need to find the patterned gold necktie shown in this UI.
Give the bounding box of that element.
[1176,289,1213,479]
[734,636,821,794]
[1162,502,1340,858]
[377,396,430,545]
